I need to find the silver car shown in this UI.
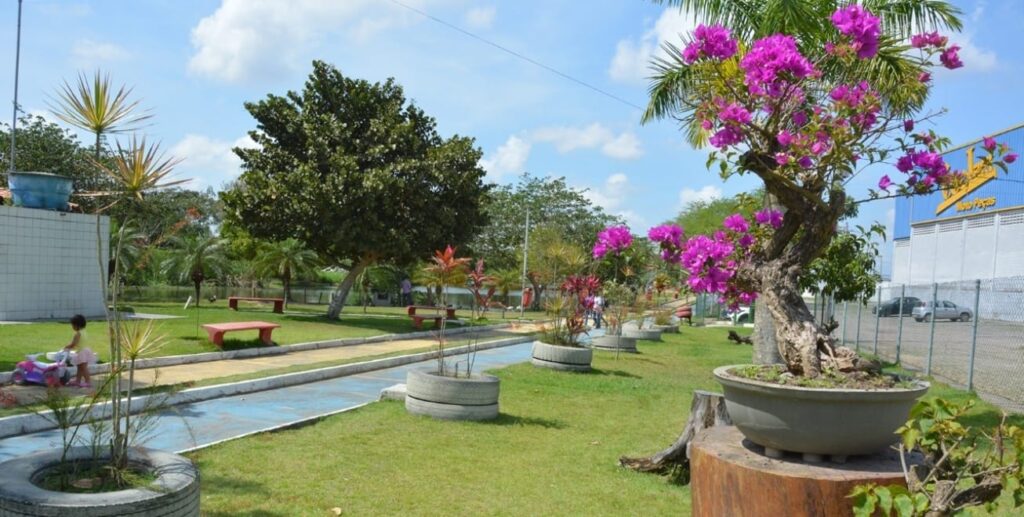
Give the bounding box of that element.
[912,300,973,322]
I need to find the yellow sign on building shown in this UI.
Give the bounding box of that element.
[937,147,998,215]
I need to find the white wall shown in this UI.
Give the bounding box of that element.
[0,206,109,321]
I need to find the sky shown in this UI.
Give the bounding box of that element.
[1,0,1021,263]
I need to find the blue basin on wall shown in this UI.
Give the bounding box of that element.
[7,171,73,211]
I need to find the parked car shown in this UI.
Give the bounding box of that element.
[872,297,921,317]
[912,300,973,322]
[727,306,752,325]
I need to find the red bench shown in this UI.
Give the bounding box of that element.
[228,296,285,313]
[202,321,281,347]
[406,306,457,329]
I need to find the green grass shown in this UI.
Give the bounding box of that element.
[188,325,1020,516]
[0,301,543,372]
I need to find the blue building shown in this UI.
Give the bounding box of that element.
[892,123,1024,285]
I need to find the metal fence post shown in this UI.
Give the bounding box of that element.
[927,282,937,376]
[873,289,882,356]
[896,284,906,364]
[967,279,981,391]
[842,301,849,346]
[855,296,863,352]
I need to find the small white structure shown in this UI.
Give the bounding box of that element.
[0,205,109,321]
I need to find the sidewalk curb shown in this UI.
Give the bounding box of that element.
[0,335,534,440]
[0,322,516,384]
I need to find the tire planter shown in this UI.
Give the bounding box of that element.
[714,365,929,457]
[0,447,199,516]
[405,368,500,421]
[531,341,593,372]
[622,328,663,341]
[651,324,678,334]
[589,335,638,353]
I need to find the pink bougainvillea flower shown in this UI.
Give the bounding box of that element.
[793,111,808,126]
[593,226,633,258]
[723,214,749,233]
[798,156,814,168]
[910,32,947,49]
[830,5,881,59]
[1006,153,1019,164]
[878,175,892,191]
[774,153,790,165]
[683,24,738,64]
[983,136,997,152]
[739,34,815,97]
[918,72,932,83]
[777,131,794,147]
[903,120,914,132]
[940,45,963,69]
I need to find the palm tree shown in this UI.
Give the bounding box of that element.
[492,269,521,307]
[645,0,963,145]
[254,239,320,309]
[161,235,229,306]
[50,71,152,161]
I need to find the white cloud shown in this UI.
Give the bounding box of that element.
[188,0,424,82]
[951,33,997,72]
[678,185,722,206]
[532,123,643,159]
[608,8,698,83]
[583,173,646,228]
[479,135,531,180]
[169,134,256,188]
[464,6,496,30]
[71,39,131,64]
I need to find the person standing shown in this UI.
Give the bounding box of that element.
[400,277,413,306]
[592,292,604,329]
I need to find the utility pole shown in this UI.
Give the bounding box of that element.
[519,209,529,318]
[10,0,24,173]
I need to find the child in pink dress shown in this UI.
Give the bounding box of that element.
[64,314,96,388]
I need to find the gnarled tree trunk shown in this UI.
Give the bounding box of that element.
[326,256,373,319]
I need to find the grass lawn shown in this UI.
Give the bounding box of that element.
[189,325,1022,516]
[0,301,538,372]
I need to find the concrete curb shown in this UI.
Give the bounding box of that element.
[0,334,534,440]
[0,322,515,384]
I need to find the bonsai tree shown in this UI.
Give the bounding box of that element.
[644,5,1015,378]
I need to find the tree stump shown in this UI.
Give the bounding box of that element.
[619,390,731,474]
[690,426,913,517]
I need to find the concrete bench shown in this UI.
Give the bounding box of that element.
[406,306,457,329]
[202,321,281,347]
[228,296,285,313]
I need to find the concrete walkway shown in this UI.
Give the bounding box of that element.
[0,342,536,461]
[4,325,539,404]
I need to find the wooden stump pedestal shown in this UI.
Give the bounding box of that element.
[691,426,911,517]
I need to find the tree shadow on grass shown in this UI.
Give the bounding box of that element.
[197,474,288,517]
[281,313,419,335]
[484,413,566,429]
[584,368,641,379]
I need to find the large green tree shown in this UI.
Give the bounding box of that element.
[222,61,489,319]
[469,173,620,270]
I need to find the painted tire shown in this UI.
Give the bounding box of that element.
[0,447,199,516]
[622,328,663,341]
[405,369,500,421]
[589,335,638,353]
[530,341,592,372]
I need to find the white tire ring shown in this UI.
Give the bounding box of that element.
[405,369,500,406]
[531,341,593,364]
[590,336,638,353]
[405,396,499,421]
[0,447,199,516]
[623,329,663,341]
[530,357,592,372]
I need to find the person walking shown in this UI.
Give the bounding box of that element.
[592,292,604,329]
[400,277,413,306]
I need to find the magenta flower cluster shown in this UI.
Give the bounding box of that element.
[682,24,738,64]
[739,34,816,97]
[648,224,684,262]
[911,32,947,49]
[592,225,633,259]
[830,5,881,59]
[754,209,783,228]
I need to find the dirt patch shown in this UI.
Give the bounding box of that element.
[729,364,916,390]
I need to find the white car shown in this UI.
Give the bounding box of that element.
[727,306,752,325]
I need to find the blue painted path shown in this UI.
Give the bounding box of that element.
[0,342,537,461]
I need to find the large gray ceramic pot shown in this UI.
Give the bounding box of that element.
[714,365,929,458]
[590,335,638,353]
[0,447,199,516]
[622,328,663,341]
[405,368,500,421]
[531,341,592,372]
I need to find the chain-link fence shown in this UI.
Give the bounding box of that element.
[833,276,1024,413]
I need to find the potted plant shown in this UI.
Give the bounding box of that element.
[589,281,638,354]
[531,275,599,371]
[650,307,678,333]
[642,6,1014,459]
[622,296,663,341]
[405,246,501,421]
[0,72,199,515]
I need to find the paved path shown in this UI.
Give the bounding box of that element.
[4,325,539,404]
[0,342,536,461]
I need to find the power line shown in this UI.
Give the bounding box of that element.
[386,0,645,111]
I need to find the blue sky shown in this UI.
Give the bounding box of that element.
[1,0,1021,249]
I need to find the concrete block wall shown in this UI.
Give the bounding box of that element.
[0,206,109,321]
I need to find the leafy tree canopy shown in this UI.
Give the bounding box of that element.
[222,61,489,317]
[469,173,620,270]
